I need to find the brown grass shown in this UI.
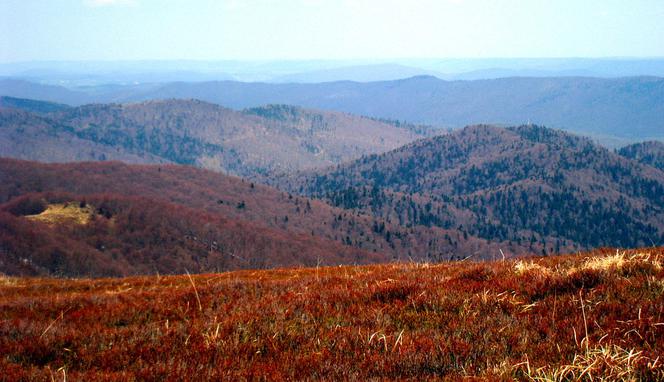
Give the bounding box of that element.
[1,247,663,381]
[573,251,662,274]
[518,344,662,381]
[513,259,553,277]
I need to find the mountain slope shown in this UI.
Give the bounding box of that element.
[288,125,664,251]
[0,159,525,277]
[0,192,379,277]
[0,99,429,178]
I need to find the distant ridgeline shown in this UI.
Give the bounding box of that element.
[2,75,664,144]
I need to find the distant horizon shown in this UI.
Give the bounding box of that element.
[3,56,664,85]
[4,56,664,65]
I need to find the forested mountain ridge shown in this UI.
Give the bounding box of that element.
[0,99,429,178]
[286,124,664,253]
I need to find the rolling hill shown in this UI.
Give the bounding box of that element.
[271,63,445,83]
[286,124,664,252]
[0,108,167,165]
[0,99,430,178]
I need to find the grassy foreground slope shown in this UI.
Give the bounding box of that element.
[2,248,663,381]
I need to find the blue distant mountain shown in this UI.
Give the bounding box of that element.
[1,74,663,145]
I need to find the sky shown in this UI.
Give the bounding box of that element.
[2,0,664,62]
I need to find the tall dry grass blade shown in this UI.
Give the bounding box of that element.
[40,308,71,339]
[185,269,203,312]
[580,289,589,354]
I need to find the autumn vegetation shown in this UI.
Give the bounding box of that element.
[2,247,663,380]
[0,191,382,276]
[0,158,524,277]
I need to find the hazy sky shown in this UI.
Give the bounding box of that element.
[2,0,664,62]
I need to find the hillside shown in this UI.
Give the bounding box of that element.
[0,99,428,178]
[287,125,664,253]
[0,108,167,165]
[2,247,663,380]
[0,159,525,277]
[3,76,664,143]
[0,192,380,277]
[619,141,664,171]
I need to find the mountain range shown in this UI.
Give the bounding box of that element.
[2,76,664,145]
[1,95,664,277]
[4,58,664,84]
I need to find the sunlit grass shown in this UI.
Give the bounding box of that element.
[25,202,94,226]
[518,345,663,381]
